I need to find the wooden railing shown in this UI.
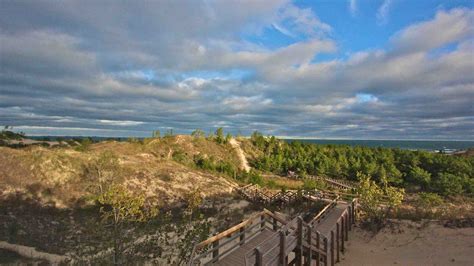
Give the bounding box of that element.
[237,184,299,205]
[190,184,359,265]
[189,209,288,265]
[310,176,356,191]
[310,196,339,225]
[244,198,358,266]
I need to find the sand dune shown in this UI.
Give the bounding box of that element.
[339,220,474,266]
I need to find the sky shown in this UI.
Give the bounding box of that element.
[0,0,473,140]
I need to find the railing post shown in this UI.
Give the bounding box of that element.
[280,231,287,266]
[341,216,345,253]
[256,247,263,266]
[260,214,266,231]
[212,239,219,260]
[330,230,335,266]
[297,217,303,266]
[316,231,320,266]
[273,217,278,230]
[348,206,352,231]
[306,225,312,266]
[352,199,357,224]
[239,226,245,245]
[323,237,328,266]
[336,222,340,262]
[345,213,349,241]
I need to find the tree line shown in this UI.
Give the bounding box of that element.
[249,132,474,197]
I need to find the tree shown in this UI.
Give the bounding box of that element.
[433,172,464,196]
[83,151,121,194]
[97,184,158,265]
[165,129,174,137]
[161,188,211,265]
[215,127,225,144]
[225,133,232,143]
[357,173,404,230]
[152,130,161,138]
[191,129,205,138]
[407,166,431,189]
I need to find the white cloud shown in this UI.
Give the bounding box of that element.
[1,1,473,139]
[349,0,357,17]
[377,0,393,25]
[392,8,474,53]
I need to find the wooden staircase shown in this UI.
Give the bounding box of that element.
[189,196,358,266]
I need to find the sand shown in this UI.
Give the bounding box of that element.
[339,220,474,266]
[229,138,251,172]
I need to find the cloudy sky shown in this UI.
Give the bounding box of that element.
[1,0,473,139]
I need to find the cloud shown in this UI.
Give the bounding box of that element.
[377,0,393,25]
[349,0,357,17]
[392,8,474,53]
[0,1,473,139]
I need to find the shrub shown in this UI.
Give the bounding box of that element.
[247,171,264,186]
[357,173,405,231]
[191,129,205,138]
[266,179,278,189]
[433,173,464,196]
[172,149,187,163]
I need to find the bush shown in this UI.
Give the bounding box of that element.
[172,149,187,163]
[433,173,464,196]
[75,138,93,152]
[357,173,404,231]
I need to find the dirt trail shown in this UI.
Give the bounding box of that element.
[229,138,250,172]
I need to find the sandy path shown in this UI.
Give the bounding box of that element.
[339,221,474,266]
[229,138,250,172]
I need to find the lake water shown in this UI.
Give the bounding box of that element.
[284,139,474,151]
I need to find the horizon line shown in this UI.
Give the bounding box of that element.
[20,133,474,142]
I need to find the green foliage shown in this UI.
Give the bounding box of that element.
[246,171,264,186]
[412,192,444,219]
[193,154,237,177]
[164,129,174,137]
[172,149,187,163]
[357,173,405,230]
[152,130,161,138]
[226,133,232,143]
[0,128,24,140]
[416,192,443,209]
[83,151,121,194]
[302,178,327,191]
[407,166,431,189]
[74,137,93,151]
[251,131,266,149]
[97,184,157,265]
[432,172,464,196]
[249,135,474,197]
[266,179,278,189]
[167,190,211,265]
[215,127,225,144]
[127,137,142,144]
[191,129,205,138]
[213,127,231,144]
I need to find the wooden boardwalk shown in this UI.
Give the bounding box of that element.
[189,190,358,266]
[215,229,275,266]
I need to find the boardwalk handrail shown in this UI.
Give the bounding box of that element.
[245,215,332,266]
[310,196,339,225]
[237,184,300,205]
[189,209,288,265]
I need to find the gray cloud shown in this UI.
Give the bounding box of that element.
[0,2,473,139]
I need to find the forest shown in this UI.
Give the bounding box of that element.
[249,132,474,197]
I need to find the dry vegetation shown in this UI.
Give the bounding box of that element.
[0,136,242,208]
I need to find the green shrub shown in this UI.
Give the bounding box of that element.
[433,173,464,196]
[247,171,264,186]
